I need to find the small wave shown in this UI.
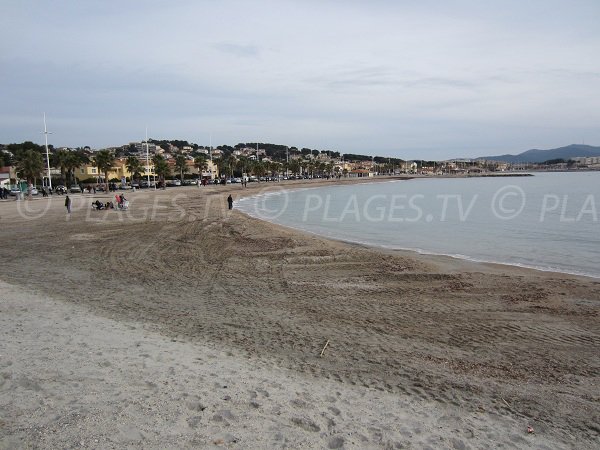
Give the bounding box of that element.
[237,208,600,279]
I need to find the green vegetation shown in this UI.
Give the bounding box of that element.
[15,150,44,195]
[152,154,170,188]
[174,154,189,182]
[126,156,144,183]
[93,150,115,192]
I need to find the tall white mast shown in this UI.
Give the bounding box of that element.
[145,126,150,187]
[209,133,213,179]
[43,113,52,189]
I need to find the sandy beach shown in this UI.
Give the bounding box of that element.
[1,178,599,449]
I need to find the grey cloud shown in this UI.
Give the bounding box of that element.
[212,42,260,57]
[306,66,479,90]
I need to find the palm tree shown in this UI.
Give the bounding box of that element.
[263,161,273,178]
[194,155,209,179]
[317,162,326,177]
[270,161,282,178]
[288,160,300,177]
[52,149,69,185]
[174,154,189,183]
[217,155,235,179]
[236,156,250,178]
[64,152,83,188]
[126,156,144,184]
[307,161,315,178]
[152,154,170,189]
[16,150,44,197]
[93,149,115,193]
[282,161,289,178]
[253,161,266,181]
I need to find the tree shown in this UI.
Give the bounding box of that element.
[218,155,235,178]
[126,156,144,183]
[93,150,115,193]
[300,160,308,177]
[270,161,282,178]
[236,156,250,177]
[252,161,266,180]
[64,152,83,187]
[288,160,300,176]
[52,149,69,185]
[7,141,45,154]
[194,155,208,178]
[16,150,44,197]
[174,154,189,182]
[152,154,170,188]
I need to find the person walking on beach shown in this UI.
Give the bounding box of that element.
[227,194,233,210]
[65,195,71,214]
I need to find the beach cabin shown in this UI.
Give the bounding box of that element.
[348,169,374,178]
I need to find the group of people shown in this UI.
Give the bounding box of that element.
[92,200,115,210]
[89,194,127,211]
[0,187,10,199]
[115,193,127,209]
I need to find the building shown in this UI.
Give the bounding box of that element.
[133,142,158,154]
[75,158,155,183]
[0,166,15,188]
[348,169,374,178]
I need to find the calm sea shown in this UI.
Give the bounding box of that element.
[238,172,600,278]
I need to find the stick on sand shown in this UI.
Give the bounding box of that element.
[320,340,330,357]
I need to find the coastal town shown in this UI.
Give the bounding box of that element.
[1,140,599,194]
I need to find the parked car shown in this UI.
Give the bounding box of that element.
[30,187,39,195]
[9,187,21,196]
[54,185,67,194]
[70,185,82,193]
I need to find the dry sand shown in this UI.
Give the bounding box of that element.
[1,179,599,449]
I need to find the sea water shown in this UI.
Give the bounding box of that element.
[238,172,600,278]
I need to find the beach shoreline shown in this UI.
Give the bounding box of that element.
[235,176,599,281]
[1,178,599,448]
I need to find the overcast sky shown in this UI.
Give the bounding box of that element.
[1,0,599,160]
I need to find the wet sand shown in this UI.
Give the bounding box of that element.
[1,178,599,448]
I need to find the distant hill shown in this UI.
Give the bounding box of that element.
[476,144,600,163]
